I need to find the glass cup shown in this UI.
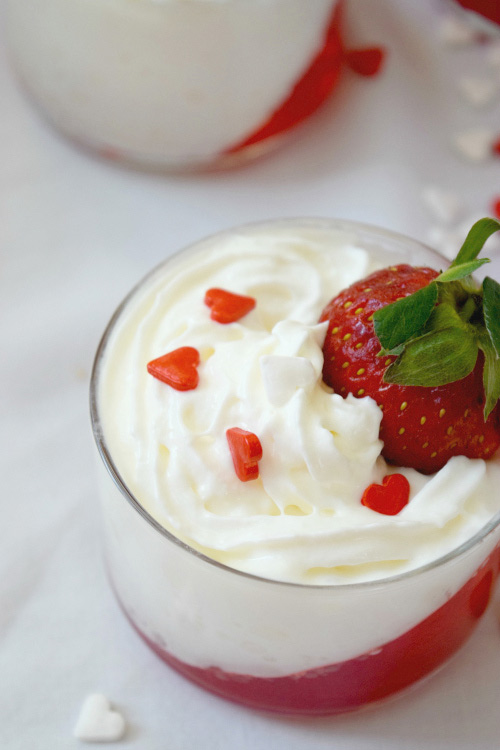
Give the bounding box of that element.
[5,0,343,170]
[90,218,500,715]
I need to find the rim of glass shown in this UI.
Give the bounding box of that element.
[89,216,500,592]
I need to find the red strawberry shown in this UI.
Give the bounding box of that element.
[320,218,500,474]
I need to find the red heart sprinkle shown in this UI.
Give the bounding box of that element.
[491,197,500,220]
[493,137,500,156]
[226,427,263,482]
[361,473,410,516]
[205,288,256,324]
[147,346,200,391]
[344,47,386,77]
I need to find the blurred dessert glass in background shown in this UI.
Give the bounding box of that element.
[5,0,346,169]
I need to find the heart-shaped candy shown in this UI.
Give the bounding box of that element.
[73,693,126,743]
[458,75,498,107]
[344,47,385,77]
[438,15,477,47]
[205,288,256,324]
[147,346,200,391]
[421,185,462,225]
[361,473,410,516]
[226,427,263,482]
[453,128,495,162]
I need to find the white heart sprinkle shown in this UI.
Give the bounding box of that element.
[421,186,463,224]
[452,128,494,162]
[457,75,498,106]
[438,16,477,46]
[487,41,500,67]
[427,226,463,261]
[260,355,317,407]
[74,694,126,743]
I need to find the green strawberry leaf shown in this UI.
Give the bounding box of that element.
[374,282,438,352]
[384,327,478,387]
[436,258,490,283]
[422,300,467,334]
[379,300,463,355]
[451,217,500,267]
[477,331,500,420]
[373,219,500,419]
[483,276,500,358]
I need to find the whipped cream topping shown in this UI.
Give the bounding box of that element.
[99,222,500,584]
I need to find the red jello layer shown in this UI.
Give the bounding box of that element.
[131,546,500,716]
[455,0,500,26]
[225,2,344,154]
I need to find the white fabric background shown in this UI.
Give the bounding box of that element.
[1,1,500,748]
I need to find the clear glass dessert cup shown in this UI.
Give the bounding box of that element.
[5,0,344,171]
[90,218,500,716]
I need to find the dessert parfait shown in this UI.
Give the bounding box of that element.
[90,218,500,715]
[5,0,383,169]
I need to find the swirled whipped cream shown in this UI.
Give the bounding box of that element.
[98,221,500,584]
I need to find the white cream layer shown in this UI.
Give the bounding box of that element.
[98,221,500,585]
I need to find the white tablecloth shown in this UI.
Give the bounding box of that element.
[1,1,500,748]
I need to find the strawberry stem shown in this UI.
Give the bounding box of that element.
[457,295,478,324]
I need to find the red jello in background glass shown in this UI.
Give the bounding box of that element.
[90,219,500,716]
[454,0,500,27]
[5,0,353,169]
